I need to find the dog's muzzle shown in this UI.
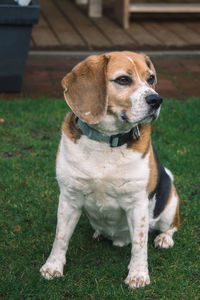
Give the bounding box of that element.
[145,94,163,110]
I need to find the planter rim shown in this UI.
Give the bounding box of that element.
[0,0,40,24]
[0,0,39,7]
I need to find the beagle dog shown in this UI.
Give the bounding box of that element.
[40,51,180,288]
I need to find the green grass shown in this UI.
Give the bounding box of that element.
[0,97,199,300]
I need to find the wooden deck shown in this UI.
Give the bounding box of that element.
[31,0,200,51]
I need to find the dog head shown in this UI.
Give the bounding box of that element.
[62,51,162,133]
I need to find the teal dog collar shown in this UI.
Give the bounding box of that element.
[76,117,140,147]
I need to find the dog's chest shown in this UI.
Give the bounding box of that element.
[57,135,150,212]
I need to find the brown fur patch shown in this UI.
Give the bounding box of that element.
[62,112,82,143]
[107,95,132,116]
[146,144,158,195]
[127,123,151,157]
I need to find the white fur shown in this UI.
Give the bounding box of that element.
[154,228,176,249]
[165,167,174,181]
[125,55,134,65]
[41,133,151,285]
[129,85,158,124]
[90,114,133,135]
[40,129,178,287]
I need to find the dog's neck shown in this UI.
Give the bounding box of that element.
[89,114,137,136]
[76,115,140,148]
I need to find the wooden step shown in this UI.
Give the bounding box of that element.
[129,3,200,13]
[115,1,200,29]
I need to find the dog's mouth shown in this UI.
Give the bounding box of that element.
[140,111,159,123]
[119,110,159,125]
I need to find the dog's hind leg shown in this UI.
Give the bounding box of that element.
[153,183,180,249]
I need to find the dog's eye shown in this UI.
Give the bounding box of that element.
[113,76,132,86]
[147,75,155,85]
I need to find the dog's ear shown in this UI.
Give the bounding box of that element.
[142,54,157,86]
[62,55,109,124]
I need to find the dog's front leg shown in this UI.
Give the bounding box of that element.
[125,200,150,288]
[40,193,82,280]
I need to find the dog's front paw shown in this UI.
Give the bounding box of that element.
[40,259,64,280]
[125,267,150,288]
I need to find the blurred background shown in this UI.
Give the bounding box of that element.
[0,0,200,99]
[31,0,200,51]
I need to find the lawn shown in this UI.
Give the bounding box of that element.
[0,98,199,299]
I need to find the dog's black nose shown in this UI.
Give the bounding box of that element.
[145,94,163,109]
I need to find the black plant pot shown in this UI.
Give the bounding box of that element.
[0,0,40,92]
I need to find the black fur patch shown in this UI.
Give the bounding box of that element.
[149,145,172,218]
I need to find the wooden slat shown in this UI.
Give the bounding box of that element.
[41,0,85,47]
[141,22,187,47]
[56,0,111,48]
[164,22,200,46]
[31,14,59,47]
[127,23,163,47]
[92,16,136,47]
[185,22,200,35]
[130,3,200,13]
